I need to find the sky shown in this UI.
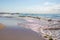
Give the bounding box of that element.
[0,0,60,14]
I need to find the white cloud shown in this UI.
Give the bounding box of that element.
[19,4,60,14]
[0,2,60,14]
[19,6,60,13]
[44,2,54,6]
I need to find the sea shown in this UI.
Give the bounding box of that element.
[20,13,60,19]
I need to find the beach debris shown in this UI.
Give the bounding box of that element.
[48,19,52,22]
[49,37,53,40]
[57,20,60,22]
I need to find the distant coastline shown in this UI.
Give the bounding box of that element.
[0,12,60,21]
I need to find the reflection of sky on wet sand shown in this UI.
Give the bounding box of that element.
[0,17,44,33]
[0,17,27,27]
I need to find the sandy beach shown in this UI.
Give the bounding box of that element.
[0,17,60,40]
[0,17,46,40]
[0,24,46,40]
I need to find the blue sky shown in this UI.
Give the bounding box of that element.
[0,0,60,13]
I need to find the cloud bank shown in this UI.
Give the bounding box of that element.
[19,3,60,14]
[0,1,60,14]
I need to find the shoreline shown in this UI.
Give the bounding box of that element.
[0,16,60,40]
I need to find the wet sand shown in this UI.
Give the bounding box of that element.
[0,27,45,40]
[0,17,60,40]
